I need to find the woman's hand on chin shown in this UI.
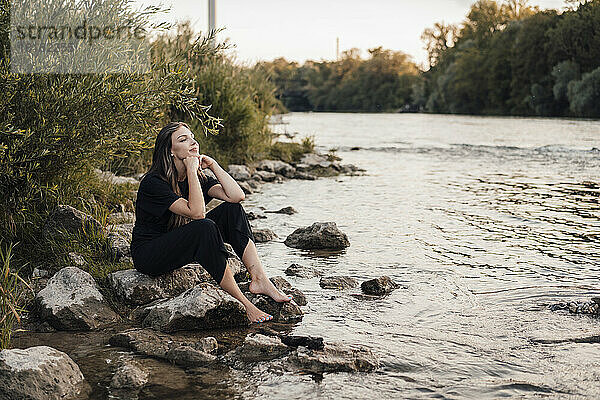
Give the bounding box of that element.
[198,154,217,170]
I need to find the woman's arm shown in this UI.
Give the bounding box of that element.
[168,156,206,219]
[209,163,245,203]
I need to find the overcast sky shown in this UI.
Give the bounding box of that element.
[134,0,568,68]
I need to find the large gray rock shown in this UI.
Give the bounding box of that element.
[109,328,217,367]
[319,276,358,290]
[141,283,249,332]
[42,204,103,241]
[224,333,290,364]
[35,267,119,330]
[109,249,247,306]
[361,276,400,296]
[228,165,252,181]
[0,346,86,400]
[284,222,350,250]
[288,343,379,373]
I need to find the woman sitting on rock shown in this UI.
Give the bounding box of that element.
[130,121,292,323]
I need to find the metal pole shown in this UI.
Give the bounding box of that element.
[208,0,216,46]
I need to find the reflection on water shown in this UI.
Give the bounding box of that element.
[13,113,600,399]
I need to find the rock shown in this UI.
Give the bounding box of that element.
[270,276,307,306]
[350,146,360,151]
[246,211,267,220]
[288,343,379,373]
[42,204,103,241]
[109,254,246,306]
[141,283,249,332]
[299,153,331,169]
[265,206,297,215]
[110,361,148,390]
[106,223,133,260]
[246,179,261,190]
[361,276,400,296]
[108,211,136,224]
[67,252,86,267]
[550,299,600,315]
[227,165,252,181]
[292,171,317,180]
[94,168,139,185]
[284,264,322,278]
[238,181,253,195]
[0,346,86,400]
[224,333,289,364]
[319,276,358,290]
[284,222,350,250]
[32,268,49,278]
[279,335,324,350]
[256,160,295,176]
[109,328,218,367]
[253,170,277,182]
[252,228,278,243]
[35,267,119,330]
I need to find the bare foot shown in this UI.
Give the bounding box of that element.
[245,303,273,323]
[249,276,293,303]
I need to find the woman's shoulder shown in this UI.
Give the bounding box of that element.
[139,172,170,190]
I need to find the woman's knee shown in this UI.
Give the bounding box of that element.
[187,218,219,233]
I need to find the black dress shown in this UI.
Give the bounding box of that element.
[130,171,255,284]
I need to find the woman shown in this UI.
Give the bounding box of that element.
[130,121,292,323]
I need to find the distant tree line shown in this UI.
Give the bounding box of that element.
[256,47,420,112]
[258,0,600,118]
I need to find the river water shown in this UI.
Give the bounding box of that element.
[240,113,600,399]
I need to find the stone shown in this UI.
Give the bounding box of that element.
[35,267,119,330]
[265,206,297,215]
[227,165,252,181]
[0,346,86,400]
[106,223,133,260]
[252,228,278,243]
[299,153,331,168]
[253,170,277,182]
[246,179,261,190]
[255,160,295,176]
[110,361,148,390]
[224,333,289,364]
[279,335,324,350]
[246,211,267,220]
[42,204,103,241]
[284,222,350,250]
[319,276,358,290]
[270,276,307,306]
[108,211,136,224]
[109,253,246,306]
[67,252,86,267]
[292,171,317,180]
[284,263,322,279]
[361,276,400,296]
[109,328,218,367]
[141,283,249,332]
[288,343,379,373]
[238,181,253,195]
[550,300,600,315]
[32,268,49,278]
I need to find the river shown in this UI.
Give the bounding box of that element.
[240,112,600,399]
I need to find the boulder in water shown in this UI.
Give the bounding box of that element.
[284,222,350,250]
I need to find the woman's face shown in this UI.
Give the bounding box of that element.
[170,125,199,160]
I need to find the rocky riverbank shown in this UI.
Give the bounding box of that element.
[4,152,405,400]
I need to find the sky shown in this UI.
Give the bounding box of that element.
[134,0,568,68]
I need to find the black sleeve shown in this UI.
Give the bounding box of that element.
[139,175,182,217]
[202,175,220,203]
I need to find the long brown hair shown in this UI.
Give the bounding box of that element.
[142,121,208,230]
